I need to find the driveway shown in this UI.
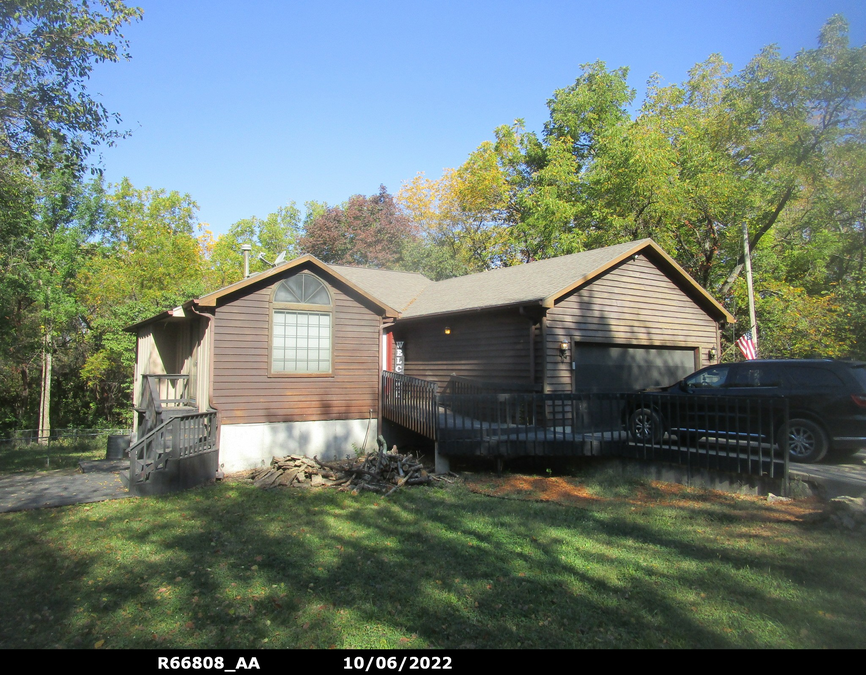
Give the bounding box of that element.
[790,450,866,499]
[0,459,132,513]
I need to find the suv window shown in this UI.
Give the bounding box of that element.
[847,364,866,389]
[729,365,783,388]
[786,366,845,388]
[684,365,731,389]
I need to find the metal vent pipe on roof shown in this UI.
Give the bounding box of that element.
[241,244,252,278]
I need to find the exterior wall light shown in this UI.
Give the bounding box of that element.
[559,340,570,361]
[708,347,717,361]
[444,327,451,335]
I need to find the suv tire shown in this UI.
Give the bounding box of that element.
[784,418,829,464]
[628,408,663,443]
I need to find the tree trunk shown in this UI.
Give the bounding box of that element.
[38,331,51,445]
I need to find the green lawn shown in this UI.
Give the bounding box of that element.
[0,470,863,649]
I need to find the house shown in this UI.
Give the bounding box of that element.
[378,239,734,395]
[127,256,400,474]
[126,238,734,476]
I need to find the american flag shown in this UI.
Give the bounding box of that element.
[736,330,757,360]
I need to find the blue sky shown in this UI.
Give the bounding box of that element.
[87,0,866,237]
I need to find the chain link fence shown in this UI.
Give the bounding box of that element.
[0,429,132,473]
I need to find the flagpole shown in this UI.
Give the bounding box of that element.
[742,222,758,357]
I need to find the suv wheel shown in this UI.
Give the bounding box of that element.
[785,418,829,464]
[628,408,663,443]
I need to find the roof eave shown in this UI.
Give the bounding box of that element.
[123,299,199,333]
[398,299,546,323]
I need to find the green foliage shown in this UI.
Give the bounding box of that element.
[405,15,866,359]
[206,204,301,289]
[0,146,99,431]
[0,433,117,473]
[79,177,205,307]
[0,0,143,168]
[74,178,207,425]
[0,0,144,430]
[398,141,517,276]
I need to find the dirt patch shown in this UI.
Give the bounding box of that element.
[464,472,828,522]
[465,474,602,507]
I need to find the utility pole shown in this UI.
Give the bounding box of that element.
[742,222,758,357]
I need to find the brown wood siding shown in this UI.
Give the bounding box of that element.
[533,322,544,390]
[212,276,381,425]
[393,310,533,391]
[545,255,719,393]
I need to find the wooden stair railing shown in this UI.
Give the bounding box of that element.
[128,411,217,487]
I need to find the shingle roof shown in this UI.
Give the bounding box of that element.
[191,255,402,316]
[329,265,433,314]
[401,240,647,317]
[329,239,733,323]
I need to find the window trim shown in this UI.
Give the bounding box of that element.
[268,272,335,377]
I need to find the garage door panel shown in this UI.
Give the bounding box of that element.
[573,344,696,393]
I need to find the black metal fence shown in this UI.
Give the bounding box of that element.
[382,372,791,481]
[438,392,617,454]
[614,391,789,479]
[441,376,541,429]
[437,390,789,479]
[382,370,439,439]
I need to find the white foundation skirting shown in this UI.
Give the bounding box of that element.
[218,418,378,473]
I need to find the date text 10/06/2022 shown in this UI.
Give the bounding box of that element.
[344,657,452,671]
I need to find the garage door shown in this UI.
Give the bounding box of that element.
[572,343,697,393]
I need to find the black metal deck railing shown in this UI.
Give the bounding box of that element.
[382,370,439,439]
[381,371,790,482]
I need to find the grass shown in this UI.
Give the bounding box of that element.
[0,436,111,474]
[0,465,864,649]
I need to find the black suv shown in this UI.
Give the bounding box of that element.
[627,359,866,463]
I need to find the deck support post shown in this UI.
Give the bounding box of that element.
[434,442,450,474]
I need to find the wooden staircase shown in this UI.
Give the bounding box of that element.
[127,375,218,496]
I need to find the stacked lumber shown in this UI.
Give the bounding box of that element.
[247,440,452,496]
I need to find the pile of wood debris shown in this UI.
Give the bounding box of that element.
[246,437,456,496]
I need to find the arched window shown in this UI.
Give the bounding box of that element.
[270,272,333,374]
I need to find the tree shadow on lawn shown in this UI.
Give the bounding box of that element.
[0,480,863,649]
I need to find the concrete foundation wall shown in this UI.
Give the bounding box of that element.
[219,418,378,473]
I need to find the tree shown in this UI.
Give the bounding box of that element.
[439,16,865,358]
[0,0,143,169]
[715,15,866,296]
[76,178,207,424]
[299,186,419,268]
[0,145,101,432]
[206,204,301,289]
[399,141,517,277]
[0,1,142,431]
